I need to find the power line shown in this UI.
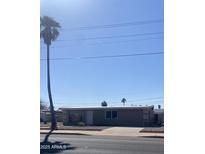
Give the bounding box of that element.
[44,101,164,108]
[111,97,164,104]
[55,32,163,42]
[40,51,163,61]
[52,102,164,108]
[88,36,163,46]
[61,19,163,31]
[42,97,163,105]
[40,36,163,49]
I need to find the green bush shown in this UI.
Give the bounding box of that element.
[63,121,69,126]
[77,122,85,126]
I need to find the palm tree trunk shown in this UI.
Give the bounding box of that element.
[47,44,57,130]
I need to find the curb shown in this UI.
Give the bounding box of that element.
[40,132,164,139]
[40,131,90,136]
[140,136,164,139]
[40,128,103,131]
[139,131,164,133]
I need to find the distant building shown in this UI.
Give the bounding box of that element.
[40,110,63,122]
[60,106,155,127]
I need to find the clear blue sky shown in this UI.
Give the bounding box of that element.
[40,0,164,109]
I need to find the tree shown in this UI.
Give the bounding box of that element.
[158,105,161,109]
[121,98,127,106]
[40,99,48,110]
[40,16,61,130]
[101,101,108,107]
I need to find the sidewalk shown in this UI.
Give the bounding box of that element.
[40,127,164,138]
[40,125,109,131]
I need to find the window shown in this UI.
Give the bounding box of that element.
[106,111,111,119]
[112,111,118,119]
[143,110,149,120]
[69,111,82,122]
[105,111,118,119]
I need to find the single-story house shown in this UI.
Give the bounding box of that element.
[59,106,155,127]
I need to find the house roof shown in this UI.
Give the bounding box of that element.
[59,106,154,111]
[41,110,62,113]
[154,109,164,114]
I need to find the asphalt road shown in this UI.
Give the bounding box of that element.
[40,134,164,154]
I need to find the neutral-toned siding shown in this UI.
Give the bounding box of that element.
[62,108,154,126]
[93,109,153,126]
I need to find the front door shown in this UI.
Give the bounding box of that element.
[86,111,93,125]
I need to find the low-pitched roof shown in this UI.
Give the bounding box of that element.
[154,109,164,113]
[59,106,154,111]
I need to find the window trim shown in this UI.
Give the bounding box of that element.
[111,111,118,119]
[105,110,118,120]
[105,111,112,119]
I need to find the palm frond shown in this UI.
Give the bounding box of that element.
[40,16,60,45]
[51,28,60,41]
[41,16,61,28]
[121,98,127,103]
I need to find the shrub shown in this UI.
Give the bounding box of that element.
[63,121,69,126]
[77,122,85,126]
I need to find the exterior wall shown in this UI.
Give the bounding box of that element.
[62,110,69,125]
[41,111,63,122]
[158,113,164,125]
[62,108,154,127]
[154,113,164,125]
[93,108,154,127]
[56,112,63,122]
[63,110,86,125]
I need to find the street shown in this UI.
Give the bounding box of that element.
[40,134,164,154]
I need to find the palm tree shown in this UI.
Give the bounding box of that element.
[101,101,108,107]
[40,16,60,130]
[121,98,127,106]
